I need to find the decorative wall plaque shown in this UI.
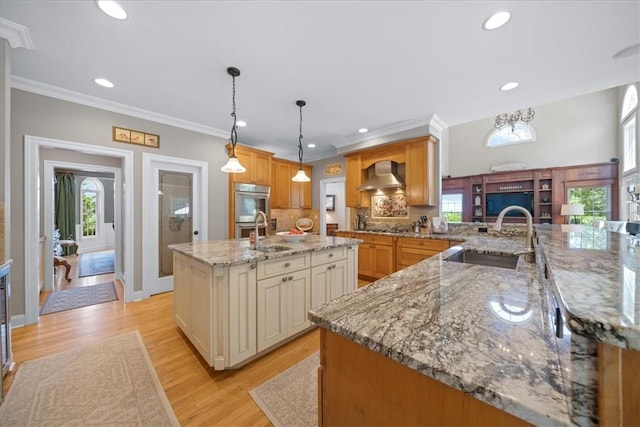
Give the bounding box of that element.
[325,163,342,176]
[113,126,160,148]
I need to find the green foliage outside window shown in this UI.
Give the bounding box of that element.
[568,187,608,225]
[82,192,97,237]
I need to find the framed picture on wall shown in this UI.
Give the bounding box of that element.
[326,194,335,211]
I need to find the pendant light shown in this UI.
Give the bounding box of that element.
[292,100,311,182]
[221,67,246,173]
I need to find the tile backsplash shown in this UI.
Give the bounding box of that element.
[271,209,320,233]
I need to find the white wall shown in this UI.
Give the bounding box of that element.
[325,182,346,229]
[447,88,619,177]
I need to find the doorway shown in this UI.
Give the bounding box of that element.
[142,153,208,296]
[24,135,134,326]
[319,177,346,236]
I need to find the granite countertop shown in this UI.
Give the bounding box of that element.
[169,235,363,266]
[310,223,640,425]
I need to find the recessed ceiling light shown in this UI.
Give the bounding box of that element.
[94,78,114,88]
[483,11,511,30]
[97,1,128,20]
[236,120,247,127]
[500,81,519,91]
[613,43,640,59]
[358,128,368,133]
[307,143,316,148]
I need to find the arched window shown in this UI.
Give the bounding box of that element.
[485,122,536,148]
[622,85,638,173]
[80,178,104,238]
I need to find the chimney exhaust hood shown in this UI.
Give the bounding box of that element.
[357,160,405,191]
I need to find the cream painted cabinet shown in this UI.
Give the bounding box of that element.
[172,252,257,369]
[311,247,351,309]
[256,253,311,352]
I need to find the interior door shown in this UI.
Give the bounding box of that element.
[143,154,208,296]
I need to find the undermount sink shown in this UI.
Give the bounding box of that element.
[254,245,292,253]
[445,250,519,270]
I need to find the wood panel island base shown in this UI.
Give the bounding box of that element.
[318,329,530,426]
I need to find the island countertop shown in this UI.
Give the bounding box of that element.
[169,234,363,266]
[310,224,640,426]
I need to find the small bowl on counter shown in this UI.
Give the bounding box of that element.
[276,231,308,243]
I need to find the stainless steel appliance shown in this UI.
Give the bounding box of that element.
[234,183,270,239]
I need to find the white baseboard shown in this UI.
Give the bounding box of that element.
[11,314,26,328]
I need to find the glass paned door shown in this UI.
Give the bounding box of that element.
[158,171,192,277]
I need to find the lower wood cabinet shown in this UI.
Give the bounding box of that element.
[396,237,450,271]
[358,234,395,280]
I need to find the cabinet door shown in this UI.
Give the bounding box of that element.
[330,259,348,300]
[272,161,291,208]
[311,264,331,310]
[372,244,394,279]
[257,276,287,352]
[173,252,191,333]
[287,269,311,336]
[190,260,213,363]
[358,244,375,278]
[346,155,368,207]
[405,137,437,206]
[254,152,272,185]
[228,263,257,366]
[230,149,254,184]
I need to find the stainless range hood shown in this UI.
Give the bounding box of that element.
[357,160,405,191]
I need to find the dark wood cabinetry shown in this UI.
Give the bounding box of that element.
[443,161,619,224]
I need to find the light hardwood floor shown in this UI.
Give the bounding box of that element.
[5,254,320,426]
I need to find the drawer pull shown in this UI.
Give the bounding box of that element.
[328,253,334,257]
[284,262,291,267]
[555,307,563,338]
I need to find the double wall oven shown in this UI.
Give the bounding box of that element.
[234,183,270,239]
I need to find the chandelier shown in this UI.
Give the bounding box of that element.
[494,107,535,131]
[221,66,246,174]
[291,100,311,182]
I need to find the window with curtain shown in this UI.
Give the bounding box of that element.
[81,178,104,238]
[622,85,638,173]
[54,171,77,255]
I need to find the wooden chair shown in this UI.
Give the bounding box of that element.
[54,256,71,282]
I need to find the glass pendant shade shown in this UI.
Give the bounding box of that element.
[221,155,246,173]
[292,168,310,182]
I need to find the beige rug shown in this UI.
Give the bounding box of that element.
[250,352,319,427]
[0,331,179,426]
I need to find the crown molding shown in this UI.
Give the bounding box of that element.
[332,116,432,149]
[427,113,448,139]
[0,18,34,49]
[11,76,230,139]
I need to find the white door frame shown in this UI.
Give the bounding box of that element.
[25,135,135,326]
[43,160,121,292]
[142,153,208,297]
[319,177,346,236]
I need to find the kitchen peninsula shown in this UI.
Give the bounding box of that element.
[310,224,639,426]
[169,234,361,370]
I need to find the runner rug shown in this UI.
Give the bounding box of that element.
[0,331,179,426]
[78,250,115,277]
[249,352,319,427]
[39,282,118,315]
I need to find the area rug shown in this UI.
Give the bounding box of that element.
[39,282,118,315]
[249,352,319,427]
[78,250,115,277]
[0,330,179,426]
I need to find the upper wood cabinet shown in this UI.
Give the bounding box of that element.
[271,160,292,209]
[405,136,438,206]
[271,159,312,209]
[345,155,369,208]
[226,144,273,185]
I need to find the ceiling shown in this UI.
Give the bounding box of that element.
[1,1,638,162]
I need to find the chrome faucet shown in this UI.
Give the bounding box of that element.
[493,205,535,263]
[254,210,268,248]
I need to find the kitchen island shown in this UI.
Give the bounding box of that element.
[309,224,639,426]
[169,234,361,370]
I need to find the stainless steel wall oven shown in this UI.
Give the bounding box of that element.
[234,183,270,239]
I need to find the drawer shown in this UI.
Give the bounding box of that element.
[336,231,354,238]
[311,247,347,267]
[257,253,310,280]
[358,234,394,246]
[396,237,449,251]
[396,246,440,267]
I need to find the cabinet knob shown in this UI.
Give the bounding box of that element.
[282,277,288,282]
[284,262,291,267]
[328,253,333,258]
[250,263,256,269]
[288,275,293,280]
[331,264,336,269]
